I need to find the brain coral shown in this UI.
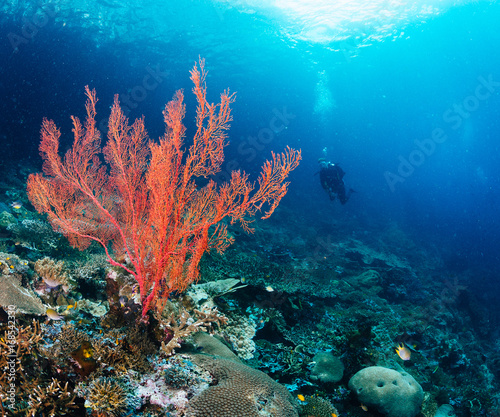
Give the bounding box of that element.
[186,354,298,417]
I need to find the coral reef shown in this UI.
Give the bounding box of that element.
[27,61,300,317]
[7,218,62,254]
[0,140,498,417]
[0,320,79,416]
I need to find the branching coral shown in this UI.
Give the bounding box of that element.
[159,306,228,356]
[46,323,98,379]
[83,377,128,417]
[48,322,154,382]
[91,330,151,376]
[0,319,44,388]
[0,321,40,414]
[0,319,43,363]
[26,378,78,417]
[50,324,89,357]
[0,320,77,416]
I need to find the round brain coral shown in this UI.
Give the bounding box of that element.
[186,354,299,417]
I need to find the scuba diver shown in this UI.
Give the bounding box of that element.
[318,157,354,204]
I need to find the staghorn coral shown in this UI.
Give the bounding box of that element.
[45,323,100,380]
[47,321,155,383]
[0,319,44,387]
[83,377,128,417]
[50,323,89,357]
[25,378,78,417]
[0,320,78,416]
[91,330,151,376]
[186,354,298,417]
[159,306,227,356]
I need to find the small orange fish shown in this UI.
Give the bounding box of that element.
[395,343,411,361]
[297,394,306,402]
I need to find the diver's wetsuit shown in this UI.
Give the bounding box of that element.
[320,163,349,204]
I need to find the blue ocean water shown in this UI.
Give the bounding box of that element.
[1,1,499,312]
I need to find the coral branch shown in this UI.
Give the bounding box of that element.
[159,307,228,356]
